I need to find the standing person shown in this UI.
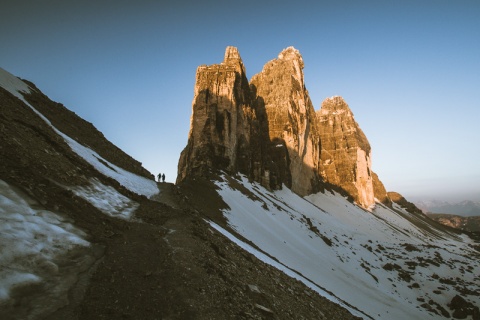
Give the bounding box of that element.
[162,173,165,183]
[157,173,162,182]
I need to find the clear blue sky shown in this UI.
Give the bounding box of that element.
[1,0,479,202]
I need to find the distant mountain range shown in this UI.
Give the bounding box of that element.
[415,200,480,217]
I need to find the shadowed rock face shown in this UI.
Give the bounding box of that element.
[250,47,321,196]
[177,47,296,191]
[177,47,259,183]
[178,46,390,209]
[317,96,375,208]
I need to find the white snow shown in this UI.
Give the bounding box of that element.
[72,178,139,220]
[0,67,159,198]
[61,132,159,198]
[0,67,31,100]
[0,179,89,301]
[207,220,366,319]
[215,174,480,320]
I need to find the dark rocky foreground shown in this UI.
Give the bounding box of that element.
[75,182,361,320]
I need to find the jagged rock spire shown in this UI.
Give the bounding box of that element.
[250,46,320,196]
[317,96,375,208]
[177,46,390,210]
[177,47,258,183]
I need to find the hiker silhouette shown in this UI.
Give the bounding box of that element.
[162,173,165,182]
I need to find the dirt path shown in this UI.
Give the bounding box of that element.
[150,182,187,210]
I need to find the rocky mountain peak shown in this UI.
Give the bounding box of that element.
[177,46,258,184]
[317,96,375,208]
[250,47,319,196]
[320,96,350,113]
[222,46,246,75]
[223,46,241,62]
[278,46,303,63]
[178,46,391,208]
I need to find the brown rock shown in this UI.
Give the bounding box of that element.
[372,171,392,206]
[317,96,374,209]
[177,47,259,183]
[250,47,321,195]
[177,47,393,210]
[388,191,423,214]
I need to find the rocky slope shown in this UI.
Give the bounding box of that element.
[388,191,424,215]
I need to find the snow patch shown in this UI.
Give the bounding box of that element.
[61,133,158,198]
[0,179,89,301]
[0,68,159,198]
[72,178,139,220]
[0,67,31,99]
[207,220,366,319]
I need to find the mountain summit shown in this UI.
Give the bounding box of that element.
[318,96,375,208]
[178,46,388,209]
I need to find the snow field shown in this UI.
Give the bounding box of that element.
[215,175,480,320]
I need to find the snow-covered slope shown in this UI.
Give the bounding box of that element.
[0,67,159,199]
[0,68,159,314]
[0,180,94,317]
[214,174,480,320]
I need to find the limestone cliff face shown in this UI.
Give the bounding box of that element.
[317,96,375,208]
[250,47,320,196]
[177,47,258,182]
[178,46,393,210]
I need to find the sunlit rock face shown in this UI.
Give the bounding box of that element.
[372,171,392,206]
[317,96,375,209]
[178,46,392,210]
[250,47,321,196]
[177,47,258,183]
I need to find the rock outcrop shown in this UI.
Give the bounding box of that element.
[388,192,423,214]
[317,96,375,208]
[178,46,392,210]
[250,47,320,196]
[372,171,392,206]
[177,47,260,183]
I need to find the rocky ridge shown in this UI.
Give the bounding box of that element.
[178,46,390,209]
